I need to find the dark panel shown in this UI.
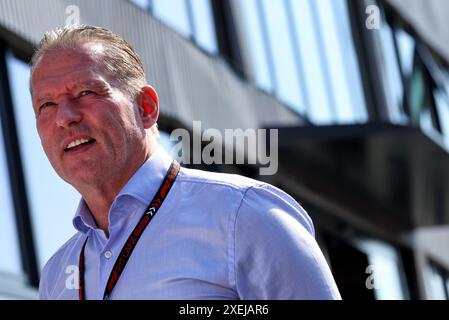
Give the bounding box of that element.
[399,247,420,299]
[270,123,449,230]
[325,236,376,300]
[210,0,245,77]
[0,43,39,287]
[347,0,389,122]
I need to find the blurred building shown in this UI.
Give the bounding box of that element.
[0,0,448,299]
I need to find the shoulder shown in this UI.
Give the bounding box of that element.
[176,167,313,231]
[237,182,315,235]
[176,167,268,207]
[177,167,264,193]
[230,184,339,299]
[39,232,84,299]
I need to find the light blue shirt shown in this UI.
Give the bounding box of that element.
[39,146,341,299]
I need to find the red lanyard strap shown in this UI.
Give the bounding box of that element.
[78,160,180,300]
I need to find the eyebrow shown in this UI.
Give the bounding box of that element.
[34,79,109,104]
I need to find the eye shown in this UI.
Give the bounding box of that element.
[79,90,95,97]
[40,101,56,110]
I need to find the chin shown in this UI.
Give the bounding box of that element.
[61,163,105,183]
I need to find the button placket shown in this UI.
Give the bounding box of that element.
[104,250,112,259]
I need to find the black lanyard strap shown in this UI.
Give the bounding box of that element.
[78,160,180,300]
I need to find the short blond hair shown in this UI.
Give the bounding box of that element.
[30,24,159,137]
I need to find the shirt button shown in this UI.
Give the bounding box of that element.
[104,250,112,259]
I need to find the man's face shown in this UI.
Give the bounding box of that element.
[31,43,149,190]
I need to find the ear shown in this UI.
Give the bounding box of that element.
[138,86,159,129]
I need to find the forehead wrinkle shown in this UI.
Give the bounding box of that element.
[34,74,109,102]
[30,42,107,90]
[31,45,123,104]
[71,79,110,91]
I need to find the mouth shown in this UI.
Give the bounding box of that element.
[64,138,96,153]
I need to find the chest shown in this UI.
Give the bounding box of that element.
[51,220,237,299]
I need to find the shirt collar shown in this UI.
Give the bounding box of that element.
[72,145,174,234]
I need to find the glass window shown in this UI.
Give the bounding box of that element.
[406,56,440,135]
[129,0,152,11]
[130,0,217,54]
[332,0,368,123]
[379,18,406,123]
[433,89,449,147]
[240,0,274,92]
[357,240,408,299]
[408,64,426,124]
[260,0,305,112]
[0,121,22,274]
[242,0,366,123]
[395,29,416,80]
[0,293,14,300]
[153,0,192,38]
[190,0,217,54]
[290,0,333,124]
[315,0,365,123]
[6,52,81,270]
[446,277,449,297]
[426,264,447,299]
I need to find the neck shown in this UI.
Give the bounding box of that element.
[82,187,121,238]
[78,143,157,237]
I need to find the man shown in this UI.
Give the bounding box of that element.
[31,25,341,300]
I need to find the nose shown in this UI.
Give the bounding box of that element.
[55,97,82,128]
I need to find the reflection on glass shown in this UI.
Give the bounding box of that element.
[332,0,368,122]
[129,0,151,11]
[357,240,407,300]
[6,52,80,269]
[291,0,333,124]
[153,0,192,38]
[432,90,449,147]
[190,0,217,54]
[446,277,449,298]
[261,0,304,112]
[130,0,217,54]
[240,0,274,92]
[380,20,406,123]
[409,66,426,124]
[395,29,416,80]
[426,264,447,299]
[315,0,359,123]
[0,121,22,274]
